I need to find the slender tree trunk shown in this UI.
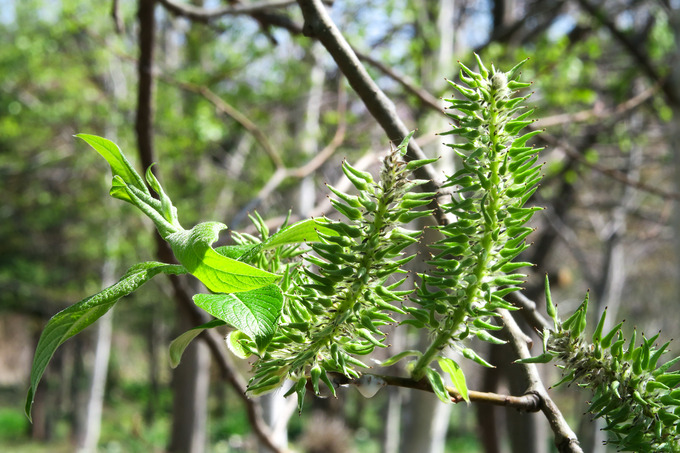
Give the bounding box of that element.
[135,1,211,450]
[75,260,116,452]
[169,305,211,453]
[399,2,456,452]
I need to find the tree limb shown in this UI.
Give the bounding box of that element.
[498,309,583,453]
[295,0,448,225]
[337,372,542,412]
[158,0,298,21]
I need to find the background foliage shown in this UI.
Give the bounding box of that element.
[2,0,680,452]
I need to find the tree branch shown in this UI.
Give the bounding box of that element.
[161,78,284,169]
[575,0,679,106]
[295,0,448,225]
[158,0,298,21]
[339,372,542,411]
[498,309,583,453]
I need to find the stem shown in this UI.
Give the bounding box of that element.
[411,309,465,380]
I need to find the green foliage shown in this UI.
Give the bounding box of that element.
[520,276,680,452]
[25,136,318,419]
[408,55,542,389]
[24,53,679,451]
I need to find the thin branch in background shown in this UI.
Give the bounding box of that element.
[295,0,448,225]
[542,204,599,290]
[111,0,124,34]
[507,291,553,333]
[231,80,348,228]
[539,130,680,200]
[357,52,443,113]
[159,77,285,170]
[498,309,583,453]
[534,81,659,128]
[157,0,298,21]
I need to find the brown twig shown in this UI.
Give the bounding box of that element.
[535,81,659,129]
[344,372,542,411]
[133,2,285,452]
[160,77,285,170]
[158,0,298,21]
[295,0,448,226]
[230,80,347,228]
[498,309,583,453]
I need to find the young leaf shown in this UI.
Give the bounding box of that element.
[75,134,148,201]
[438,357,470,403]
[515,352,554,364]
[193,284,283,352]
[262,218,339,249]
[226,330,255,359]
[25,261,185,421]
[169,319,227,367]
[425,368,451,403]
[167,222,279,293]
[378,350,423,367]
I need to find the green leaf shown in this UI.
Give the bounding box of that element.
[26,261,185,421]
[438,357,469,403]
[193,284,283,352]
[515,352,554,364]
[425,368,451,403]
[169,319,227,367]
[396,130,416,156]
[378,350,423,367]
[75,134,147,202]
[226,330,255,359]
[263,218,339,249]
[167,222,279,293]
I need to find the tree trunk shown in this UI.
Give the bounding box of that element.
[168,306,211,453]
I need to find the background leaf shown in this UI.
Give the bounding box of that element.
[193,284,283,352]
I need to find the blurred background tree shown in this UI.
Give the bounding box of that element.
[1,0,679,452]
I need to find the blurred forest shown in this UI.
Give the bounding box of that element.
[1,0,680,452]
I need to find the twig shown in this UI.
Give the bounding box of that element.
[507,291,553,333]
[158,0,298,21]
[230,81,347,228]
[357,52,443,114]
[535,81,658,129]
[340,372,542,411]
[111,0,124,34]
[498,309,583,453]
[160,77,285,170]
[296,0,448,225]
[539,130,680,201]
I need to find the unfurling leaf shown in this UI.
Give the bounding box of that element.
[438,357,470,403]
